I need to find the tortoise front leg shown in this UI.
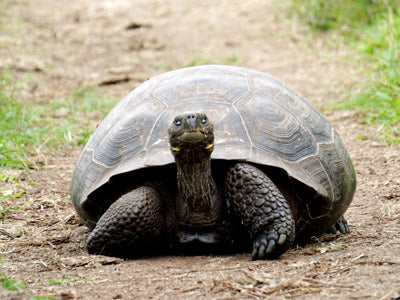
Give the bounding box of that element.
[225,163,295,259]
[87,185,164,257]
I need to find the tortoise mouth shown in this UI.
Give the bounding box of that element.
[176,129,211,143]
[169,128,214,155]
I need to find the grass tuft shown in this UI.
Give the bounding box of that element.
[0,273,26,291]
[0,73,42,169]
[47,276,91,286]
[0,190,25,219]
[185,54,244,67]
[288,0,399,32]
[0,259,57,299]
[50,85,116,146]
[288,0,400,143]
[0,72,116,169]
[336,7,400,142]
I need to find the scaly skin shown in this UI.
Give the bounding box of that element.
[225,163,295,259]
[85,112,349,259]
[86,185,164,257]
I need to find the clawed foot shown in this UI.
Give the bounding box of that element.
[225,162,296,260]
[326,215,349,235]
[252,228,293,260]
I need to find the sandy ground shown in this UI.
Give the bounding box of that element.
[0,0,399,299]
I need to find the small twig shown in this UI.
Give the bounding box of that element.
[169,265,245,276]
[0,247,16,254]
[260,277,303,295]
[3,240,48,246]
[178,286,204,294]
[302,277,354,289]
[351,253,366,261]
[39,260,48,268]
[218,276,304,297]
[41,213,76,230]
[378,289,396,300]
[3,215,24,221]
[279,286,322,296]
[353,260,398,266]
[326,266,352,275]
[222,281,268,298]
[0,228,15,239]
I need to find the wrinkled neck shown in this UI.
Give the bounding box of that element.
[175,150,220,226]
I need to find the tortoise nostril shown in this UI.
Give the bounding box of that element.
[184,114,198,128]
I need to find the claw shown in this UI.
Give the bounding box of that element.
[326,216,350,235]
[278,234,287,245]
[338,222,346,233]
[252,227,294,260]
[265,239,275,254]
[251,247,258,260]
[257,244,266,259]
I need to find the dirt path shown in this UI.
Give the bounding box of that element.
[1,0,399,299]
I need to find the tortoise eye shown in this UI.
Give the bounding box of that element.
[174,119,182,126]
[201,117,208,124]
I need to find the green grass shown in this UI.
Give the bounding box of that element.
[0,272,56,299]
[1,72,47,169]
[288,0,399,32]
[0,190,24,219]
[0,172,19,183]
[0,273,26,291]
[0,259,74,299]
[50,85,116,145]
[185,54,244,67]
[0,72,116,169]
[345,8,400,143]
[47,275,91,286]
[288,0,400,143]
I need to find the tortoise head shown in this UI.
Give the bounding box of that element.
[168,113,220,228]
[168,113,214,159]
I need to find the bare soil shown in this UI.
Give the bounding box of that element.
[1,0,399,299]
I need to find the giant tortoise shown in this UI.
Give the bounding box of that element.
[70,65,356,259]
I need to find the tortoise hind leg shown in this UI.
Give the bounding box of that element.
[225,163,295,260]
[326,215,349,234]
[87,185,164,257]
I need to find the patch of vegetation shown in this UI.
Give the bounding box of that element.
[0,172,19,183]
[288,0,398,32]
[0,190,24,219]
[0,272,26,291]
[154,60,171,70]
[47,275,91,286]
[0,190,25,202]
[185,57,215,67]
[0,72,45,169]
[288,0,400,143]
[0,72,116,169]
[185,54,244,67]
[0,260,57,299]
[0,272,57,299]
[341,8,400,143]
[51,85,116,145]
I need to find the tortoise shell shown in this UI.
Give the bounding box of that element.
[70,65,356,234]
